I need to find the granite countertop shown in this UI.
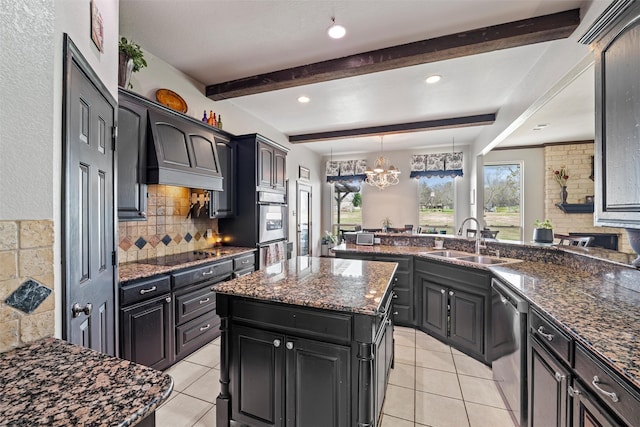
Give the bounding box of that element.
[0,338,173,426]
[490,262,640,391]
[119,246,256,283]
[213,256,397,315]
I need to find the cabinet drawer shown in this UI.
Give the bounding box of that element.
[175,285,217,325]
[574,344,640,427]
[392,271,411,289]
[233,253,255,270]
[393,287,411,305]
[393,304,412,326]
[232,299,352,343]
[172,260,233,289]
[529,309,572,365]
[234,266,255,278]
[176,311,220,357]
[120,275,171,306]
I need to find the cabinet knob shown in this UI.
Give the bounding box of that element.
[554,372,566,382]
[286,341,294,350]
[386,319,392,325]
[392,293,398,299]
[440,289,445,294]
[138,212,146,217]
[165,297,172,303]
[71,302,92,318]
[273,339,281,348]
[449,290,454,296]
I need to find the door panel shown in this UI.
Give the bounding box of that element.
[449,289,484,355]
[420,278,447,338]
[63,36,116,355]
[296,182,312,256]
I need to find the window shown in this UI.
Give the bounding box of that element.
[418,176,455,234]
[331,181,362,236]
[483,163,522,241]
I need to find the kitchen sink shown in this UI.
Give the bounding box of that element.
[456,255,510,265]
[426,250,471,258]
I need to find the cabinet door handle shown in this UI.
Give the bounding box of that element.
[139,286,157,295]
[71,303,92,318]
[199,297,211,304]
[286,341,294,350]
[592,376,619,402]
[202,270,215,276]
[537,326,554,341]
[273,339,281,348]
[138,211,146,217]
[554,372,565,382]
[199,324,211,332]
[449,290,454,296]
[242,260,251,264]
[440,289,445,294]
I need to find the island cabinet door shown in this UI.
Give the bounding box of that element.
[285,337,351,427]
[231,326,285,427]
[448,288,484,356]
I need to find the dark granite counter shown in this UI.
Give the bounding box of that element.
[118,246,256,283]
[213,256,397,315]
[490,262,640,391]
[0,338,173,426]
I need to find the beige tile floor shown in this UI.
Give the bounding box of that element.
[157,326,516,427]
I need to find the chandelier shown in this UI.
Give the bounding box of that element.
[365,136,401,190]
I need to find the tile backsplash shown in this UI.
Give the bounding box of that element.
[0,220,55,352]
[118,185,219,263]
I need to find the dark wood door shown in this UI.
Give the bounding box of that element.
[117,92,147,220]
[529,337,570,427]
[419,277,448,339]
[449,288,484,355]
[258,141,274,188]
[571,380,622,427]
[285,336,350,427]
[232,325,284,427]
[62,36,116,354]
[273,149,287,191]
[211,138,235,218]
[120,293,173,370]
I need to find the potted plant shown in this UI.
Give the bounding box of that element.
[118,37,147,88]
[533,219,554,243]
[434,236,444,249]
[321,231,337,256]
[381,217,392,232]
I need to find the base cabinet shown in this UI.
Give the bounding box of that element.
[231,325,350,427]
[570,381,623,427]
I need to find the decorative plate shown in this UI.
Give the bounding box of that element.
[156,89,188,113]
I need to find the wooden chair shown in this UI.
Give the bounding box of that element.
[362,228,382,233]
[554,234,594,247]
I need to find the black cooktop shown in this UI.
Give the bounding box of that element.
[140,250,228,267]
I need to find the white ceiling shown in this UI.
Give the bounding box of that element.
[119,0,607,156]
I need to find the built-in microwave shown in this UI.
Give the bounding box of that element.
[258,203,287,243]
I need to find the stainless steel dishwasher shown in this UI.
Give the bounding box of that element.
[491,278,528,427]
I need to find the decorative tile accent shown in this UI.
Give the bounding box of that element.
[174,234,182,244]
[135,237,147,249]
[162,235,172,246]
[194,232,202,241]
[148,235,161,248]
[184,233,193,243]
[5,279,52,314]
[119,237,133,252]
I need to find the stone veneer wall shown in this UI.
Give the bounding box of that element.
[544,143,631,254]
[118,185,219,263]
[0,221,55,352]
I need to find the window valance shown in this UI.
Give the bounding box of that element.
[326,159,368,183]
[409,152,463,178]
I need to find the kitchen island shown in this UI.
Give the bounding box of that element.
[213,256,397,427]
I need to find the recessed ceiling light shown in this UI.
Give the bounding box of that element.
[533,123,549,130]
[327,17,346,39]
[425,74,441,84]
[297,96,310,103]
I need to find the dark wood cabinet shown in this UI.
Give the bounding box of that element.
[586,0,640,228]
[257,139,287,192]
[570,380,624,427]
[449,287,484,354]
[528,336,571,427]
[117,90,148,221]
[210,138,235,218]
[231,324,351,427]
[120,275,173,371]
[419,277,448,338]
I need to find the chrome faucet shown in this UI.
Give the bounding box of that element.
[457,217,485,254]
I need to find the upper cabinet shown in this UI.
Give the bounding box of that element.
[210,138,236,219]
[257,137,287,193]
[117,91,148,221]
[585,0,640,228]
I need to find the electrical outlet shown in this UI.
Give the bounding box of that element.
[206,228,213,238]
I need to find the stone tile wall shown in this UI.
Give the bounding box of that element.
[544,143,631,254]
[0,220,55,352]
[118,185,220,263]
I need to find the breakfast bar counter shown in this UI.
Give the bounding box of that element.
[0,338,173,426]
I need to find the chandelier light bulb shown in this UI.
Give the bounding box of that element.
[328,17,346,39]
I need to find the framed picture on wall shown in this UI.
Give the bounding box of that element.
[299,166,310,181]
[90,0,104,53]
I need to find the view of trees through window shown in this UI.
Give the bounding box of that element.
[418,176,455,234]
[483,163,522,241]
[331,182,362,236]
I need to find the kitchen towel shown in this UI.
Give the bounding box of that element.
[263,241,286,267]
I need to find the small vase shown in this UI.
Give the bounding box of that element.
[118,53,134,88]
[560,186,568,204]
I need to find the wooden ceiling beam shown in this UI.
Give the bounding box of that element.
[288,113,496,143]
[206,9,580,100]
